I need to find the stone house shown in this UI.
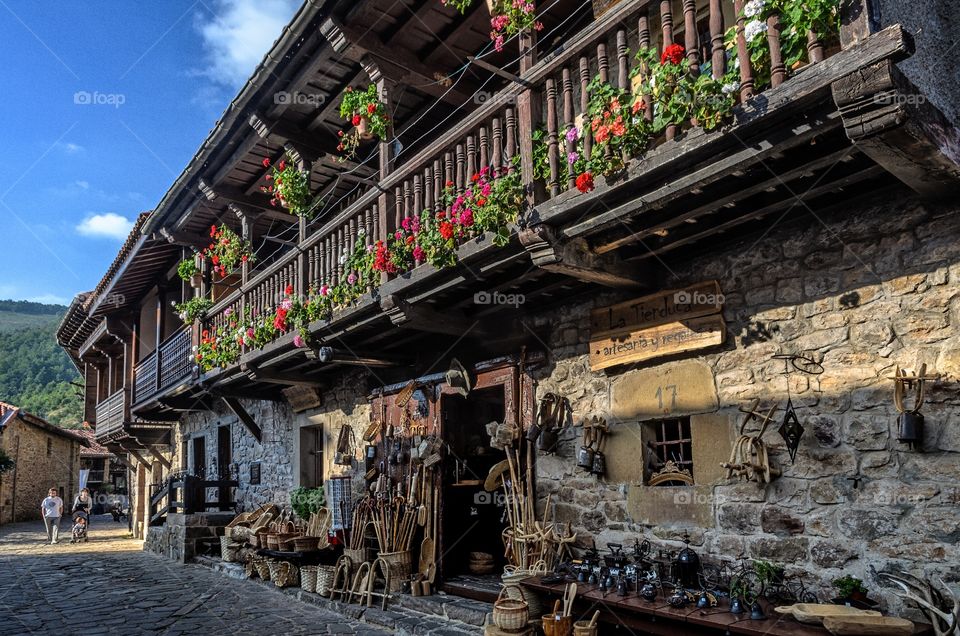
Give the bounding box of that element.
[58,0,959,623]
[0,402,89,524]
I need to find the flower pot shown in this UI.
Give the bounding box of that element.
[356,116,373,140]
[190,273,203,288]
[485,0,495,13]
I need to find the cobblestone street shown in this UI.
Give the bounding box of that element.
[0,516,391,635]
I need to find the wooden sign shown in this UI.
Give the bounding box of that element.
[591,280,723,339]
[591,314,725,371]
[283,385,323,413]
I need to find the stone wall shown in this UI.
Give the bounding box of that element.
[0,417,80,524]
[530,187,960,611]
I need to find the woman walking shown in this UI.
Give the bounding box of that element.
[40,487,63,545]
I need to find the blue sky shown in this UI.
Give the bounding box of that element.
[0,0,300,305]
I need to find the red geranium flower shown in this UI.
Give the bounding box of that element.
[576,172,595,193]
[352,114,361,126]
[367,103,376,114]
[262,157,270,168]
[661,43,685,65]
[439,222,455,240]
[285,284,294,296]
[210,225,217,237]
[278,160,286,171]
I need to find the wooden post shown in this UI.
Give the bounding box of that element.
[840,0,879,47]
[155,286,166,394]
[517,14,541,208]
[709,0,726,79]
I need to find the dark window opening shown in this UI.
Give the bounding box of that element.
[644,417,694,486]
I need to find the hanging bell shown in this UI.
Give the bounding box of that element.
[897,411,924,450]
[591,451,606,477]
[576,444,595,469]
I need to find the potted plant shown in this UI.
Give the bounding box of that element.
[290,486,326,521]
[832,575,876,609]
[203,224,255,278]
[173,297,214,325]
[262,155,313,217]
[336,85,390,160]
[488,0,543,52]
[177,257,202,288]
[753,559,785,587]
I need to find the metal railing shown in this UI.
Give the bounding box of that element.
[95,390,125,439]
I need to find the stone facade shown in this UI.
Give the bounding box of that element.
[145,512,234,562]
[530,187,960,612]
[0,409,83,525]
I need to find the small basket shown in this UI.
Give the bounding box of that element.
[275,533,301,551]
[254,559,272,580]
[378,550,412,593]
[494,585,529,631]
[300,565,319,593]
[541,615,572,636]
[316,565,336,596]
[268,560,299,588]
[266,534,280,550]
[343,548,369,564]
[573,620,597,636]
[220,536,241,562]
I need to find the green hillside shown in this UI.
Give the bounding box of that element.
[0,300,83,427]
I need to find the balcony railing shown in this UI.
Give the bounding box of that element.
[95,390,125,440]
[198,0,847,372]
[133,328,192,404]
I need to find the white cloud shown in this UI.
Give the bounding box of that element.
[75,180,89,189]
[76,213,134,240]
[61,142,84,154]
[197,0,300,88]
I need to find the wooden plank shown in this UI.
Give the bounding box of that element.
[282,385,323,413]
[590,281,723,339]
[589,313,726,372]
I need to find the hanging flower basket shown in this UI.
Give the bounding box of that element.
[189,273,203,289]
[355,116,372,140]
[336,85,389,160]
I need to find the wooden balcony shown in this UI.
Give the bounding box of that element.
[184,0,915,390]
[133,328,193,405]
[95,390,126,441]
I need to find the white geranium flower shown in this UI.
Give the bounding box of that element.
[339,253,347,265]
[649,75,656,89]
[743,0,764,18]
[745,20,768,42]
[721,81,740,95]
[357,227,366,237]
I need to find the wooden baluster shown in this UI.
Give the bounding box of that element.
[434,159,443,212]
[424,165,433,213]
[733,0,755,100]
[683,0,700,76]
[579,56,592,168]
[562,66,575,191]
[336,227,344,285]
[308,246,316,288]
[413,176,422,221]
[466,135,476,181]
[394,186,403,233]
[455,144,465,192]
[479,126,489,172]
[504,108,516,167]
[545,77,559,197]
[807,30,825,64]
[326,235,334,287]
[638,16,655,123]
[364,207,373,248]
[492,117,503,169]
[710,0,726,79]
[444,152,454,191]
[617,29,630,90]
[659,2,679,139]
[767,12,786,87]
[403,182,412,232]
[317,242,325,289]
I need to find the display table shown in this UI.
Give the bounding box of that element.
[520,577,932,636]
[256,547,340,566]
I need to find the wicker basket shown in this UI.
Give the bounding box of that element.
[494,585,529,631]
[245,560,257,579]
[275,533,301,551]
[300,565,319,593]
[293,536,320,552]
[316,565,336,596]
[378,550,412,592]
[503,564,547,619]
[268,560,299,588]
[343,548,367,563]
[220,536,241,562]
[254,559,272,580]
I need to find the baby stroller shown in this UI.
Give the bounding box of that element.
[71,510,89,543]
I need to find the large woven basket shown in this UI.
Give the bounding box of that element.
[268,560,299,588]
[254,559,272,580]
[293,536,320,552]
[316,565,336,596]
[494,585,529,631]
[300,565,319,593]
[275,533,302,551]
[344,547,370,564]
[378,550,412,593]
[503,563,547,618]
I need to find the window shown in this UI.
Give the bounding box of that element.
[299,425,323,488]
[643,417,695,486]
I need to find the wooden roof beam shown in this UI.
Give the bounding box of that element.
[240,362,325,387]
[197,179,297,224]
[221,397,262,443]
[380,294,491,336]
[519,224,649,289]
[319,17,474,106]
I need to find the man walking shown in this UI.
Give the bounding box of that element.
[41,487,63,544]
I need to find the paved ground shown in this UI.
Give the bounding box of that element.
[0,516,391,635]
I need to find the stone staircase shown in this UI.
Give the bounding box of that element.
[194,556,489,635]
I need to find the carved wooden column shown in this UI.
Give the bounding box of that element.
[517,14,542,208]
[155,285,166,395]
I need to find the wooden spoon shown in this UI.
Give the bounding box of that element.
[588,610,600,627]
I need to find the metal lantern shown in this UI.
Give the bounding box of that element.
[778,398,804,463]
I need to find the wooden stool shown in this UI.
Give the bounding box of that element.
[348,561,372,604]
[360,557,392,610]
[328,555,357,602]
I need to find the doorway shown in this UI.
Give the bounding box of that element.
[440,386,508,587]
[192,437,206,478]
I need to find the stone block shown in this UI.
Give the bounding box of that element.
[626,485,715,528]
[602,420,644,485]
[611,360,718,420]
[810,541,858,568]
[690,413,733,485]
[760,507,805,536]
[836,508,903,541]
[717,503,760,533]
[749,536,809,563]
